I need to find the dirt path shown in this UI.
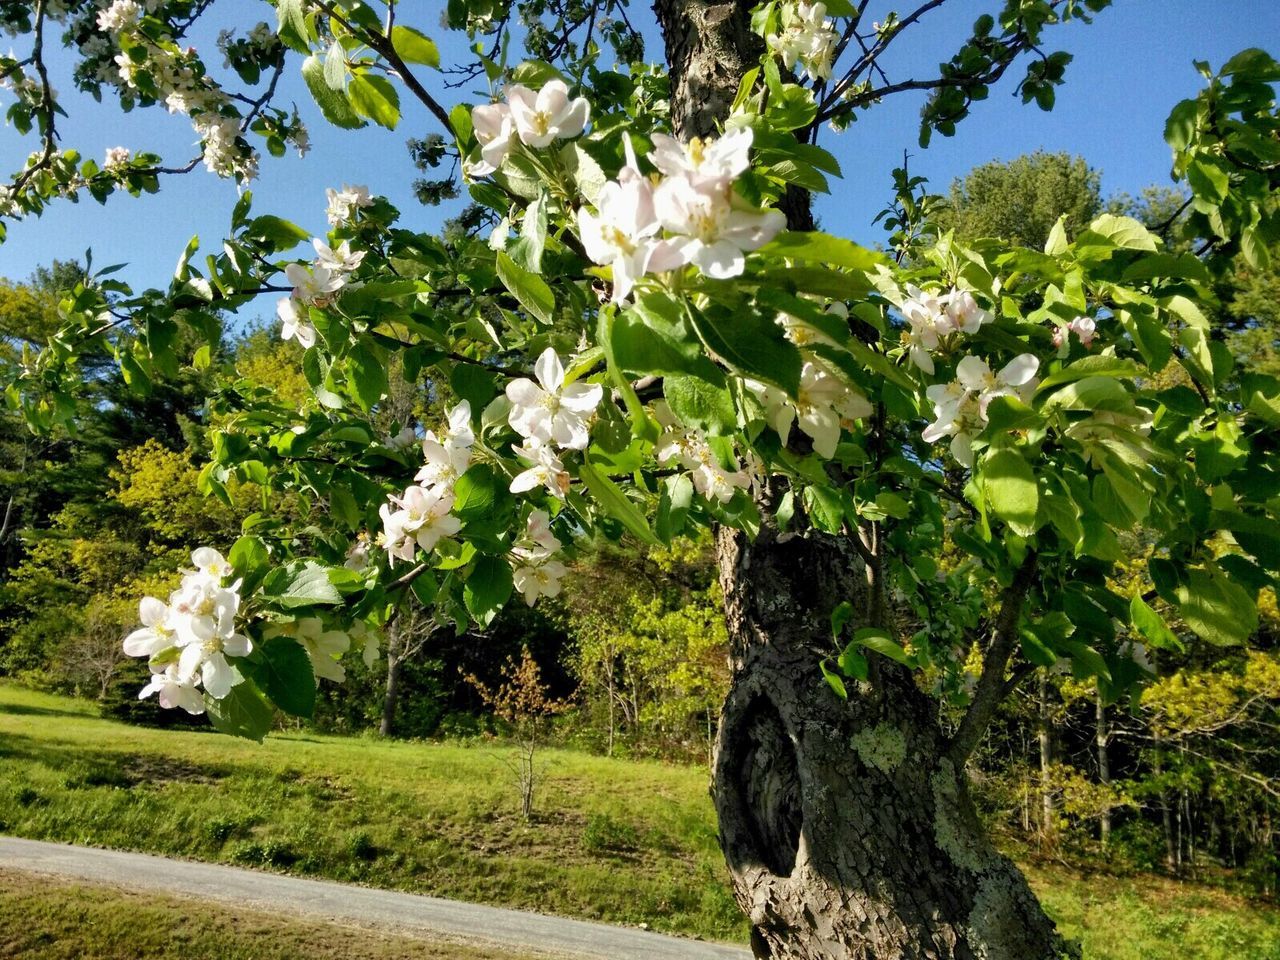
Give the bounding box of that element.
[0,836,749,960]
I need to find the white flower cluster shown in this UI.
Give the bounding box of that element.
[95,0,258,182]
[265,617,353,683]
[654,402,751,503]
[379,401,472,563]
[767,2,839,82]
[512,510,567,605]
[900,284,992,374]
[921,354,1040,467]
[470,79,590,176]
[506,348,603,497]
[103,145,131,170]
[277,236,366,348]
[469,82,783,300]
[325,183,373,226]
[745,301,873,458]
[373,390,571,605]
[216,22,277,68]
[580,128,784,300]
[122,548,251,714]
[1052,314,1097,351]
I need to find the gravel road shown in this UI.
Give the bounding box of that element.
[0,836,750,960]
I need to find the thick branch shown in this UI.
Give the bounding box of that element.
[949,550,1038,762]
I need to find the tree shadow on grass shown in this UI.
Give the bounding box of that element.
[0,702,95,721]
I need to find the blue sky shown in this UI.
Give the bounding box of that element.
[1,0,1277,307]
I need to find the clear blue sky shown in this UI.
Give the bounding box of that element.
[1,0,1277,305]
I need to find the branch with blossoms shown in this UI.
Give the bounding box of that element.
[4,5,1271,746]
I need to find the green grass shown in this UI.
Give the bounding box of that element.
[0,869,534,960]
[3,683,1279,958]
[0,683,740,939]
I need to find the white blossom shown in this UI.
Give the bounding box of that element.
[277,297,316,349]
[292,617,351,683]
[746,362,872,459]
[507,80,590,148]
[509,441,572,499]
[648,127,753,191]
[285,261,345,307]
[506,348,603,450]
[324,184,373,226]
[139,663,205,714]
[956,353,1040,419]
[103,146,131,169]
[513,559,568,605]
[97,0,141,33]
[577,140,680,303]
[470,100,515,176]
[513,509,562,562]
[654,175,784,279]
[122,596,176,657]
[379,485,462,562]
[768,2,839,82]
[653,403,750,503]
[312,237,365,275]
[416,401,474,489]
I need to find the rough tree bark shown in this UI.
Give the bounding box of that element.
[653,2,1074,955]
[380,618,403,737]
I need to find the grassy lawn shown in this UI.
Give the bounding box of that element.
[0,869,535,960]
[2,682,1279,958]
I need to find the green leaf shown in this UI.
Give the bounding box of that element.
[1037,356,1141,390]
[348,73,401,130]
[275,0,312,53]
[855,627,912,666]
[580,459,659,545]
[228,535,270,593]
[1186,157,1229,202]
[831,601,854,639]
[205,682,274,742]
[1130,595,1183,652]
[301,55,366,129]
[257,637,316,718]
[1175,566,1258,646]
[664,375,736,435]
[244,215,309,251]
[803,485,845,534]
[613,294,720,381]
[495,251,554,324]
[836,644,868,682]
[983,450,1040,537]
[464,554,513,625]
[820,659,848,698]
[1083,214,1158,251]
[390,25,440,67]
[1039,375,1133,413]
[688,304,801,395]
[453,464,510,522]
[261,561,344,608]
[757,231,884,271]
[322,39,346,90]
[347,343,388,411]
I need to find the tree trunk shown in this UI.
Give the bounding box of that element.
[1095,693,1111,849]
[380,620,402,737]
[1038,674,1055,841]
[653,3,1072,955]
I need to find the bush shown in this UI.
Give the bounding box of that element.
[99,659,207,729]
[582,813,640,855]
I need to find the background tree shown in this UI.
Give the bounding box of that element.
[937,150,1102,249]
